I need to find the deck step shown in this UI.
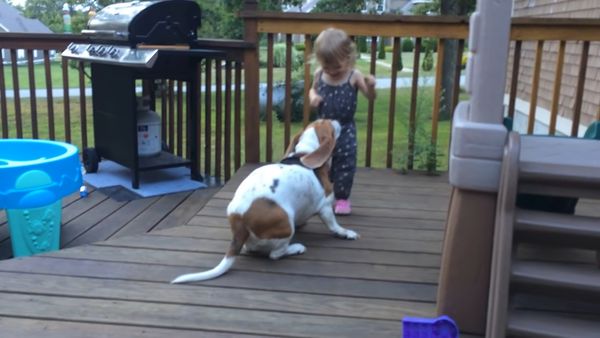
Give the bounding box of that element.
[515,209,600,249]
[507,310,600,338]
[512,260,600,297]
[518,136,600,199]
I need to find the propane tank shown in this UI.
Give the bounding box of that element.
[136,96,161,157]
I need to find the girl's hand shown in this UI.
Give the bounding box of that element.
[365,74,376,90]
[361,74,376,100]
[310,93,323,108]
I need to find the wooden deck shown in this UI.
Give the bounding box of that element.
[0,164,454,337]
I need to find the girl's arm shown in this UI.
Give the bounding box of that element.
[309,69,323,108]
[353,70,376,100]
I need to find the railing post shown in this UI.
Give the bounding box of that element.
[243,0,260,163]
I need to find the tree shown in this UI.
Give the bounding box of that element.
[18,0,302,37]
[377,40,386,59]
[422,49,433,71]
[20,0,122,33]
[312,0,381,13]
[412,0,476,16]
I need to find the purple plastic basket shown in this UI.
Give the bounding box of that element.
[402,315,459,338]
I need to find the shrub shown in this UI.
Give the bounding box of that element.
[384,46,393,53]
[422,37,438,53]
[396,48,403,72]
[294,43,305,51]
[398,80,444,175]
[401,38,414,52]
[274,80,316,123]
[422,49,433,71]
[377,40,386,59]
[273,43,302,68]
[357,37,368,53]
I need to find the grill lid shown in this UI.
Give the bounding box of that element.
[84,0,201,46]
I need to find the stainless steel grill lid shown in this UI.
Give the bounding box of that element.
[84,0,201,45]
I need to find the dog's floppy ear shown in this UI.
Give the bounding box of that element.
[300,120,336,169]
[284,129,303,158]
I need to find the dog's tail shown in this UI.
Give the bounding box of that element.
[171,215,248,284]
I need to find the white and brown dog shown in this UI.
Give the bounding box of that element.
[171,119,359,284]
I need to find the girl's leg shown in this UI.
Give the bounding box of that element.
[332,129,357,214]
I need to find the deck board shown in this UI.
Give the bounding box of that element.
[0,165,453,337]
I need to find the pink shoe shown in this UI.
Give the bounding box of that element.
[334,199,352,215]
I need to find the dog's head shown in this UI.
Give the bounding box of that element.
[284,119,341,169]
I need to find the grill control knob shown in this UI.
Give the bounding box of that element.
[108,47,120,59]
[68,44,80,54]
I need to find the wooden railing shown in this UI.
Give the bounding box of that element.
[507,18,600,137]
[241,10,469,172]
[2,12,600,182]
[0,33,250,182]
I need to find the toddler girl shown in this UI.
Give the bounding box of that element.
[309,27,376,215]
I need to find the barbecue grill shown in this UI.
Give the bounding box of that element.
[62,0,224,189]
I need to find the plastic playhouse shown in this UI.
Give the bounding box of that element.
[403,315,459,338]
[0,139,82,257]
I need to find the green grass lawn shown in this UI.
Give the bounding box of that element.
[2,60,91,91]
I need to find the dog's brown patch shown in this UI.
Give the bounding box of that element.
[314,163,333,196]
[243,198,293,239]
[227,213,249,257]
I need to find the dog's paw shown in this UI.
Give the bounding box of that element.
[287,243,307,256]
[337,229,359,240]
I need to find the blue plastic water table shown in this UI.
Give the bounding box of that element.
[0,139,82,257]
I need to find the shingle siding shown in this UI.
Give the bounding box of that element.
[509,0,600,127]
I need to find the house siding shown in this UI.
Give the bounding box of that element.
[508,0,600,128]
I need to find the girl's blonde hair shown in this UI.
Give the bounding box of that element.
[314,28,357,68]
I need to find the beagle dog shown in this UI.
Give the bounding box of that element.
[171,119,359,283]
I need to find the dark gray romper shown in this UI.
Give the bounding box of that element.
[316,70,357,200]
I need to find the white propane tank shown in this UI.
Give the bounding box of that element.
[136,96,162,157]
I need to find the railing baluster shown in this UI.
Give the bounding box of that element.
[408,37,422,170]
[386,37,400,169]
[549,40,566,135]
[431,38,446,171]
[283,34,293,150]
[507,40,522,120]
[0,50,8,138]
[10,49,22,138]
[527,40,544,134]
[168,79,175,150]
[27,49,38,139]
[365,35,377,168]
[204,60,212,175]
[61,57,71,143]
[193,66,203,175]
[303,34,313,127]
[266,33,274,162]
[43,50,55,140]
[234,61,242,170]
[177,80,184,157]
[571,40,589,137]
[224,61,232,181]
[160,79,167,145]
[215,59,223,181]
[451,39,465,114]
[78,62,87,149]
